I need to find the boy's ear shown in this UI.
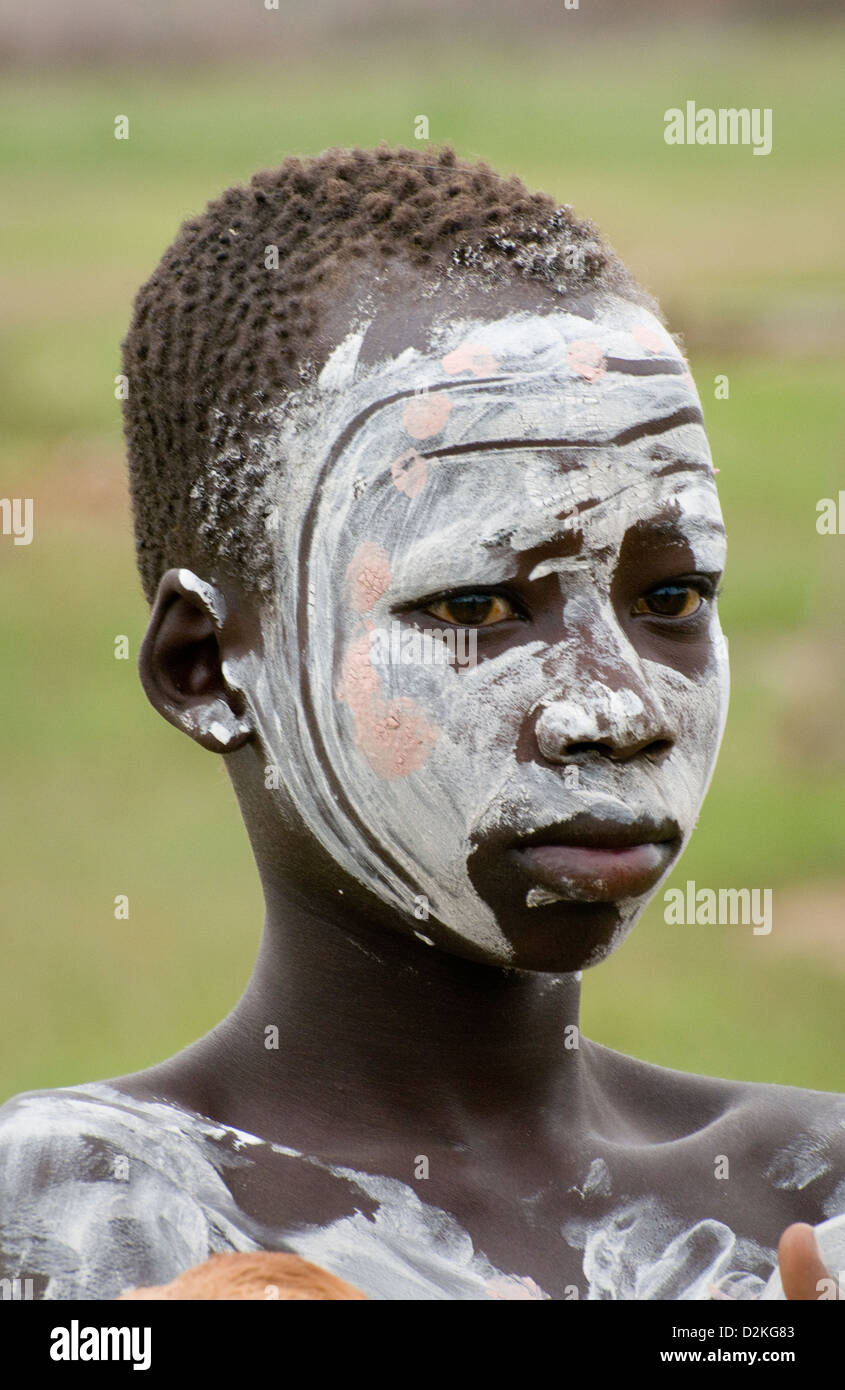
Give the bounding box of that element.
[139,568,253,753]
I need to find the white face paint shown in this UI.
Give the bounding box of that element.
[225,298,729,967]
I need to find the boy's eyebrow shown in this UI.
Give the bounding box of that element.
[516,510,727,574]
[387,499,727,596]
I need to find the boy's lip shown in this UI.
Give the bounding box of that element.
[507,812,681,902]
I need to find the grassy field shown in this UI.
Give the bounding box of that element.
[1,21,843,1103]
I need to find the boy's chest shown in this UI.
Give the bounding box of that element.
[226,1136,788,1300]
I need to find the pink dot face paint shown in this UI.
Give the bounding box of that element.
[390,449,427,499]
[344,541,391,612]
[400,393,453,440]
[336,628,440,780]
[442,341,499,377]
[240,299,729,969]
[567,340,607,381]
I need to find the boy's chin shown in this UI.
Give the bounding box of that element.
[416,897,640,974]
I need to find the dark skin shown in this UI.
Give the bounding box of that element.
[110,270,839,1300]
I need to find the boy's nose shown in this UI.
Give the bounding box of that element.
[530,597,675,767]
[532,627,674,764]
[534,692,674,763]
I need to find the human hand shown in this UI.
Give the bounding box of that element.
[779,1222,840,1300]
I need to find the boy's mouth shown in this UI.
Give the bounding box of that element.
[507,813,681,902]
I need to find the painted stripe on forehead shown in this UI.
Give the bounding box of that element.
[420,405,706,460]
[603,356,688,377]
[318,371,705,485]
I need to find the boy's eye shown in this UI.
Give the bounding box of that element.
[424,593,517,627]
[632,584,706,619]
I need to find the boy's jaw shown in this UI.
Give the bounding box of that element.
[237,297,728,972]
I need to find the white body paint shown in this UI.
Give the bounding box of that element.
[3,1084,829,1301]
[177,568,226,626]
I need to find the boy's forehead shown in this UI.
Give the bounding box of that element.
[259,296,719,598]
[308,299,710,507]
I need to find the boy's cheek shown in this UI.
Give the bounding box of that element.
[658,636,730,755]
[335,636,551,769]
[645,657,729,824]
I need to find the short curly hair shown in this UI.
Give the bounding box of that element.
[121,143,657,604]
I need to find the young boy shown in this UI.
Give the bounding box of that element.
[0,145,842,1301]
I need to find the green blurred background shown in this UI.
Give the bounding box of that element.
[1,5,843,1103]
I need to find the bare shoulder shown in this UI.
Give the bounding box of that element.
[724,1074,845,1222]
[0,1082,263,1298]
[588,1039,845,1219]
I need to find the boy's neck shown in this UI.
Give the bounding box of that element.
[205,886,589,1156]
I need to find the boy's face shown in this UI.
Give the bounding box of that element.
[235,282,728,971]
